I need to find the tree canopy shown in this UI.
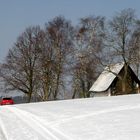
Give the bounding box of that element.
[0,9,140,102]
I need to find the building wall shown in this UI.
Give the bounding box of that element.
[90,89,111,97]
[111,68,139,95]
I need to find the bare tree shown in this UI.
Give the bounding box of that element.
[129,20,140,77]
[72,16,105,98]
[39,16,74,100]
[106,8,137,93]
[0,26,43,102]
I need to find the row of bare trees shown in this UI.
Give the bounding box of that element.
[0,17,75,102]
[0,9,140,102]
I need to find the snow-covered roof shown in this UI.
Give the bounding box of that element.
[89,63,124,92]
[1,94,140,139]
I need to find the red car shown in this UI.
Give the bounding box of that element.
[0,97,14,105]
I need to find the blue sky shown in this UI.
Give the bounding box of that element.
[0,0,140,62]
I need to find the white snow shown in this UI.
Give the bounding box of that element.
[1,94,140,139]
[89,63,124,92]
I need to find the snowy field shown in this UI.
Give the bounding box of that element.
[0,94,140,140]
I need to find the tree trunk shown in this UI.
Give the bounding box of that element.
[27,92,32,103]
[121,64,128,93]
[54,73,60,100]
[72,89,76,99]
[44,83,49,101]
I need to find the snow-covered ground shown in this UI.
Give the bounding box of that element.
[0,94,140,140]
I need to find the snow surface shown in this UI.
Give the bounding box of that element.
[89,63,124,92]
[1,94,140,139]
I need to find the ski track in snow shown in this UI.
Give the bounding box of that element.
[0,107,43,140]
[47,103,140,126]
[0,116,8,140]
[1,103,140,140]
[3,106,72,140]
[1,95,140,139]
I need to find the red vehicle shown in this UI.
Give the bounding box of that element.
[0,97,14,105]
